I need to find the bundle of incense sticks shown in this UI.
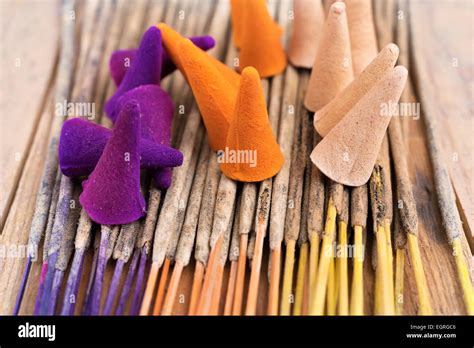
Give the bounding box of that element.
[12,0,473,317]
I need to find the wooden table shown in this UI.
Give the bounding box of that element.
[0,0,472,315]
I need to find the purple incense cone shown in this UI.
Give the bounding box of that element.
[116,85,174,188]
[105,27,163,121]
[109,35,216,86]
[58,118,183,177]
[79,101,146,225]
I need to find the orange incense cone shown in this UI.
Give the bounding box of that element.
[220,67,284,182]
[304,2,353,112]
[230,0,244,48]
[239,0,287,77]
[158,23,240,89]
[177,39,239,151]
[311,66,407,186]
[314,44,399,137]
[288,0,325,68]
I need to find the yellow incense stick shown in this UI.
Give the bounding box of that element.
[407,233,432,315]
[350,225,364,315]
[280,240,296,315]
[385,221,395,312]
[376,225,394,314]
[338,221,349,315]
[451,238,474,315]
[308,233,320,305]
[293,242,309,315]
[309,197,337,315]
[394,248,405,315]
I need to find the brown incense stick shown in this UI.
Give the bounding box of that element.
[388,118,433,315]
[268,64,299,315]
[307,130,326,311]
[224,209,241,315]
[161,139,210,315]
[350,184,368,316]
[245,0,290,316]
[280,72,309,315]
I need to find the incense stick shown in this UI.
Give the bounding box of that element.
[369,160,395,315]
[336,188,350,315]
[140,106,204,315]
[161,141,210,315]
[393,205,407,315]
[47,190,81,315]
[350,184,368,315]
[268,64,299,315]
[210,202,236,315]
[103,222,140,315]
[153,126,203,316]
[280,72,309,315]
[388,118,432,315]
[196,174,237,315]
[307,130,326,311]
[245,0,289,316]
[309,182,342,315]
[224,212,241,315]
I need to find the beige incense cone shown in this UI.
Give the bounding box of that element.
[325,0,378,74]
[310,66,407,186]
[288,0,325,68]
[304,1,353,112]
[346,0,378,74]
[314,43,399,137]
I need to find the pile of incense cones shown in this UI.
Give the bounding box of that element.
[14,0,473,317]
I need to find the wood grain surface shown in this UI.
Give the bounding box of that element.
[0,0,472,316]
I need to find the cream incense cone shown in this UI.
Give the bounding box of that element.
[345,0,378,75]
[311,66,407,186]
[304,2,353,112]
[288,0,325,68]
[314,44,399,137]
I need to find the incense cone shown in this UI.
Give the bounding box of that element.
[310,66,407,186]
[220,67,283,182]
[230,0,244,48]
[239,0,287,77]
[109,36,216,86]
[288,0,325,68]
[327,0,378,74]
[105,27,163,121]
[116,85,174,188]
[79,101,146,225]
[304,2,353,112]
[59,118,183,177]
[314,44,399,137]
[158,23,240,89]
[177,38,239,151]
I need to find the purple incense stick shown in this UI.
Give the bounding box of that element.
[48,269,65,315]
[13,256,31,315]
[115,248,140,315]
[102,259,125,315]
[130,248,148,315]
[61,248,85,315]
[90,227,110,315]
[33,262,48,315]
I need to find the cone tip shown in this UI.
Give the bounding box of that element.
[385,43,400,56]
[330,1,346,14]
[241,66,260,79]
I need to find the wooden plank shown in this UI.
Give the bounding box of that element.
[409,0,473,247]
[0,0,59,230]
